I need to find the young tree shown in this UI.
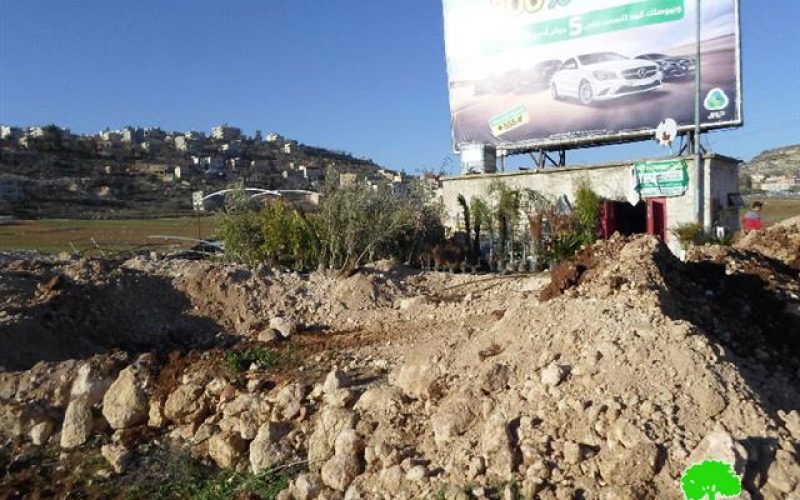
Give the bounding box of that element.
[457,194,472,261]
[215,187,265,265]
[573,177,601,243]
[318,171,422,271]
[470,196,492,264]
[489,180,521,264]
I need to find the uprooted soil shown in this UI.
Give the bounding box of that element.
[1,224,799,499]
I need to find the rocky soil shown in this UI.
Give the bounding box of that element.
[1,225,799,499]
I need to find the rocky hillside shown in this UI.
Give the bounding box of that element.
[743,144,800,176]
[0,134,393,219]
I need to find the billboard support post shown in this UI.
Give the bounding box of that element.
[533,149,567,169]
[694,0,704,228]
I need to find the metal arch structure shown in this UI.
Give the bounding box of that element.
[202,188,321,202]
[201,188,282,202]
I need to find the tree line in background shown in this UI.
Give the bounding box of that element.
[216,172,603,273]
[216,171,444,272]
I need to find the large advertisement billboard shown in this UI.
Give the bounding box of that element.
[443,0,742,152]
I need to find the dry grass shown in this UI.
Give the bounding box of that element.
[0,216,216,254]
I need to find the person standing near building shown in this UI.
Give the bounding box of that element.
[742,201,764,231]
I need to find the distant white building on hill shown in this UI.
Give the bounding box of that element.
[212,125,241,141]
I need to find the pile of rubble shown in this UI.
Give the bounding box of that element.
[735,222,800,268]
[1,228,800,498]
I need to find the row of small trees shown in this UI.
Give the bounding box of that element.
[455,178,601,268]
[216,172,445,272]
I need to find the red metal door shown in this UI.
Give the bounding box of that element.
[600,200,616,239]
[647,198,667,242]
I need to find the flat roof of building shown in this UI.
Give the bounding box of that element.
[443,153,741,182]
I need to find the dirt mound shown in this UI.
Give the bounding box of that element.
[0,258,225,371]
[331,271,401,311]
[543,235,800,355]
[736,223,800,268]
[366,236,800,497]
[2,247,799,498]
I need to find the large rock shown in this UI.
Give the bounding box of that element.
[322,369,350,395]
[766,449,800,494]
[778,410,800,440]
[432,390,477,446]
[270,317,298,339]
[249,422,292,473]
[391,351,442,400]
[687,429,748,476]
[29,418,55,446]
[208,432,248,469]
[320,430,364,492]
[71,363,113,404]
[102,364,153,430]
[353,385,403,414]
[292,472,323,500]
[60,394,94,449]
[58,361,117,448]
[480,411,519,480]
[307,406,358,471]
[101,443,132,474]
[163,383,207,424]
[275,383,308,420]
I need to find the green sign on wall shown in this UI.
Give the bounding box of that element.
[634,159,689,198]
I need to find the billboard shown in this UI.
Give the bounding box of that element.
[443,0,742,152]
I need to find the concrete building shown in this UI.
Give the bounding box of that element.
[0,126,22,141]
[220,142,243,157]
[121,127,143,144]
[439,154,742,256]
[99,130,122,142]
[192,156,225,173]
[283,141,298,154]
[174,135,200,152]
[212,125,241,141]
[298,165,323,181]
[185,130,206,140]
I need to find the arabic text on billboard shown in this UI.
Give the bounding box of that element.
[443,0,742,152]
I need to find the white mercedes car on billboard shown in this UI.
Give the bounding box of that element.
[550,52,663,105]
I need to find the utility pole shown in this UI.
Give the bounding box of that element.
[694,0,704,228]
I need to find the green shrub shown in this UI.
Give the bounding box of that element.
[573,178,601,242]
[672,222,705,248]
[545,231,591,264]
[124,450,299,500]
[223,348,301,372]
[319,172,443,270]
[215,189,266,265]
[216,189,321,271]
[217,176,444,271]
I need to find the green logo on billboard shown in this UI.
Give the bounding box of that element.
[681,460,742,500]
[704,88,730,111]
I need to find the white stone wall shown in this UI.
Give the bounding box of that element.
[439,155,740,256]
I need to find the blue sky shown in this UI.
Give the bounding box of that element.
[0,0,798,173]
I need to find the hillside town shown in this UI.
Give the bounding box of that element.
[0,124,417,218]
